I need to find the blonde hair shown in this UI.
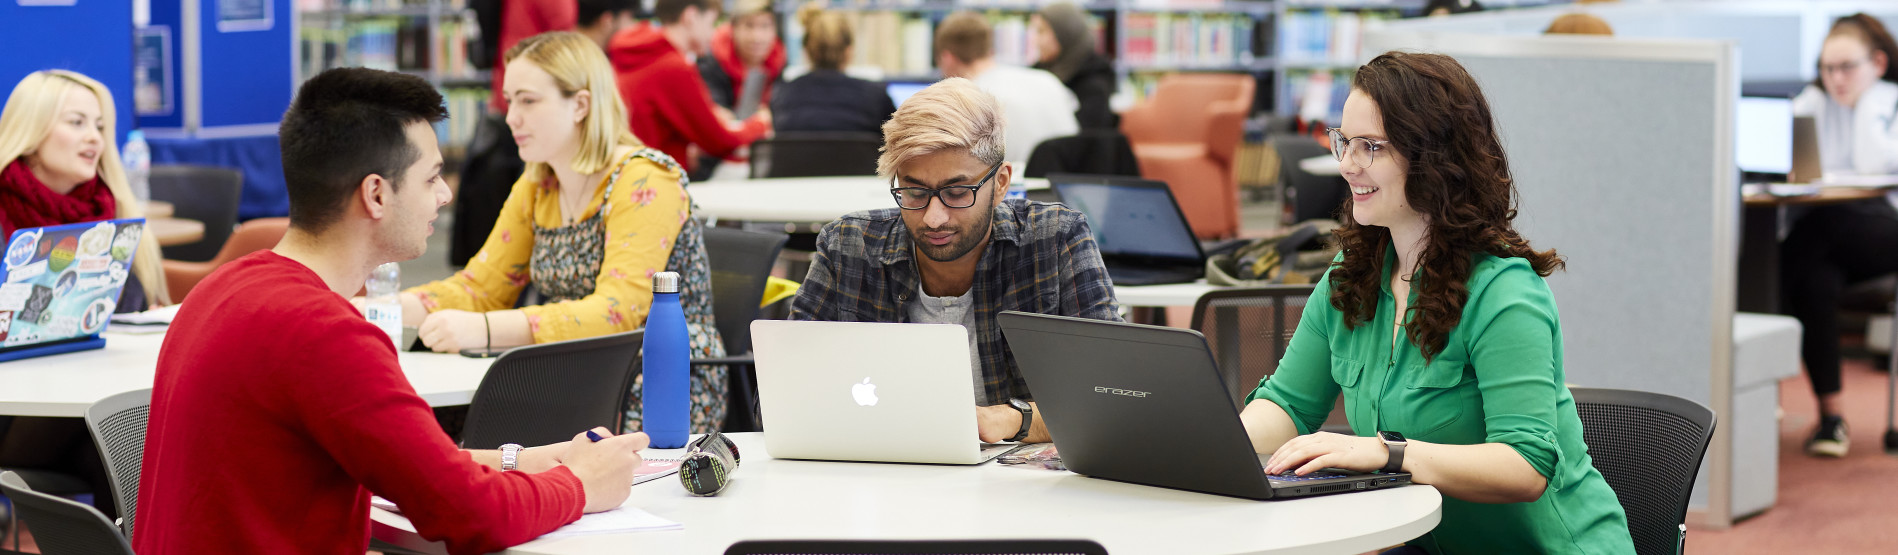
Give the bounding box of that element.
[0,70,170,305]
[935,12,993,65]
[877,78,1004,176]
[797,2,853,71]
[1544,13,1614,36]
[504,32,641,185]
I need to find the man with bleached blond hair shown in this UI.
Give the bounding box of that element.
[788,78,1120,445]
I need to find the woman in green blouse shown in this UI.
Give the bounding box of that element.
[1243,52,1635,553]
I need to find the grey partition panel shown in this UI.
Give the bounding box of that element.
[1361,32,1737,523]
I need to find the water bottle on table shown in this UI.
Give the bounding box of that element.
[364,263,403,348]
[123,130,151,203]
[643,271,691,448]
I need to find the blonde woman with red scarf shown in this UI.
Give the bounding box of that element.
[0,70,170,312]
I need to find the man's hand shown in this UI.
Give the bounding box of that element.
[976,404,1024,443]
[417,309,488,353]
[564,428,649,513]
[1262,432,1389,476]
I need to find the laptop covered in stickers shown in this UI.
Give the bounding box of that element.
[0,219,145,362]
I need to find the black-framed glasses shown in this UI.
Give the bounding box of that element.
[889,160,1004,210]
[1327,127,1394,170]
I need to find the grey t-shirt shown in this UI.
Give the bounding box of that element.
[909,286,987,404]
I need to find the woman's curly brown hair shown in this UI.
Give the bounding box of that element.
[1328,51,1564,362]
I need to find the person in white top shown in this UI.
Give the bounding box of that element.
[934,11,1079,166]
[1781,13,1898,459]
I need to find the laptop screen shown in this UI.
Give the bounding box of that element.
[1053,180,1202,262]
[887,81,931,108]
[1,219,143,349]
[1736,96,1793,175]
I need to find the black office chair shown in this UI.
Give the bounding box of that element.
[0,471,133,555]
[725,539,1108,555]
[749,131,883,178]
[1190,285,1350,433]
[1023,131,1142,179]
[458,330,645,449]
[1270,137,1345,226]
[149,164,243,262]
[83,389,151,540]
[1570,387,1716,555]
[697,227,790,432]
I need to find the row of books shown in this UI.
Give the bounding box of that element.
[436,88,487,147]
[298,17,481,83]
[1278,8,1396,66]
[1121,12,1262,69]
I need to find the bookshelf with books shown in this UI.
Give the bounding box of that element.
[294,0,488,151]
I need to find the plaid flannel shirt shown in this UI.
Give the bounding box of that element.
[789,199,1123,406]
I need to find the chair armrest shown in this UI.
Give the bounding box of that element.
[1118,99,1166,145]
[1205,106,1248,167]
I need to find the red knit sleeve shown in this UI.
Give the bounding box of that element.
[291,311,584,554]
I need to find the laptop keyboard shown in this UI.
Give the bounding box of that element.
[1267,471,1350,482]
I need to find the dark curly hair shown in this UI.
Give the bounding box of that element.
[1327,51,1563,362]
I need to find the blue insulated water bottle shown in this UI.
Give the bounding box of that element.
[643,271,691,448]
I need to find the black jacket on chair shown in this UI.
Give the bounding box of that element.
[1023,130,1141,178]
[770,69,896,135]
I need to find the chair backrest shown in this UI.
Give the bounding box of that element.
[751,131,884,178]
[82,389,152,541]
[725,539,1108,555]
[167,218,291,301]
[702,227,789,355]
[149,164,244,263]
[1569,387,1716,555]
[459,330,645,449]
[1024,131,1142,179]
[1272,137,1346,225]
[1190,285,1318,409]
[0,471,135,555]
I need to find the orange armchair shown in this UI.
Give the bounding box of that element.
[163,218,290,302]
[1120,74,1255,240]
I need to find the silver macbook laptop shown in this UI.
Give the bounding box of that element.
[751,320,1019,465]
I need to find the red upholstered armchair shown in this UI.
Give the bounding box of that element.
[1119,74,1255,239]
[163,218,290,302]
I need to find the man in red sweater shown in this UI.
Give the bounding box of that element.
[134,68,649,554]
[609,0,771,175]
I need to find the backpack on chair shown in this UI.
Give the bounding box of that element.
[1206,220,1340,286]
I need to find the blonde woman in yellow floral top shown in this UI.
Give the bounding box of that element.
[400,32,728,432]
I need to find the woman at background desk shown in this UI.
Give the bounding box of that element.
[1030,2,1117,131]
[1781,12,1898,458]
[1239,52,1633,552]
[401,32,728,433]
[768,3,895,134]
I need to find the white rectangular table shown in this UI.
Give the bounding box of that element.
[373,433,1442,555]
[0,330,495,418]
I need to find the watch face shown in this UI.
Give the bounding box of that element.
[1379,431,1405,443]
[1009,398,1031,412]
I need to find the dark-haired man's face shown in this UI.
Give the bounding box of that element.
[376,121,452,263]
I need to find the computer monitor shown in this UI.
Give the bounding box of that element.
[886,81,931,108]
[1736,96,1793,176]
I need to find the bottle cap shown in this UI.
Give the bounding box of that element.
[653,271,681,293]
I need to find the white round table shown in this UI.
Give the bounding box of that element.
[1299,155,1342,177]
[373,433,1442,555]
[0,330,494,417]
[691,176,1050,225]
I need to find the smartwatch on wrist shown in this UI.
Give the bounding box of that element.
[1377,431,1406,473]
[1006,398,1034,442]
[499,443,524,471]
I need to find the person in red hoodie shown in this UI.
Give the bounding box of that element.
[609,0,771,176]
[134,67,650,555]
[697,0,786,115]
[491,0,578,113]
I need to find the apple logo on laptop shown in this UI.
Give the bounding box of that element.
[852,377,878,406]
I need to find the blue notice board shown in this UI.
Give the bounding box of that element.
[0,1,135,147]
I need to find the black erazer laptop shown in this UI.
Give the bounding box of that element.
[997,311,1412,500]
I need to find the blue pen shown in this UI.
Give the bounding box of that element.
[586,430,605,442]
